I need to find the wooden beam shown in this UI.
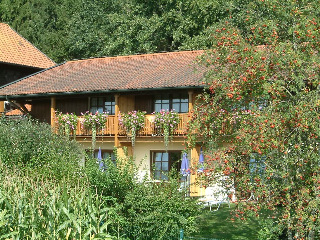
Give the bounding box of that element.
[114,94,120,147]
[188,90,194,113]
[15,101,30,114]
[190,145,201,197]
[8,100,26,115]
[0,101,4,114]
[51,97,56,128]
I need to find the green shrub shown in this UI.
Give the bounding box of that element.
[0,117,84,183]
[85,150,137,203]
[258,218,287,240]
[122,179,200,239]
[85,153,201,239]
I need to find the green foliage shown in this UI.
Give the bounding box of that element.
[0,117,200,239]
[258,218,286,240]
[81,111,108,151]
[85,153,201,239]
[85,150,137,204]
[0,117,84,183]
[4,0,313,62]
[122,179,200,239]
[187,1,320,238]
[0,164,114,239]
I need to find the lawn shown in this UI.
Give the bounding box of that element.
[190,203,262,240]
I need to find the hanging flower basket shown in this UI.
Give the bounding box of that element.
[152,109,180,149]
[119,110,146,146]
[81,111,108,150]
[55,111,78,138]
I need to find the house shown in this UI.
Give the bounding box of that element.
[0,23,55,113]
[0,50,208,196]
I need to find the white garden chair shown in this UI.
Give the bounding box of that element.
[198,186,230,211]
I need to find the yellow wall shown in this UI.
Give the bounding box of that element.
[79,142,115,151]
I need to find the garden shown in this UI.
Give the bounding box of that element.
[0,116,298,240]
[0,117,201,240]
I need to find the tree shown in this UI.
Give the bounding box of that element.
[187,1,320,239]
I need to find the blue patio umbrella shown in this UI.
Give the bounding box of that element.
[198,147,205,173]
[97,147,104,170]
[180,152,190,176]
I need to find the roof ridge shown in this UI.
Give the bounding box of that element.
[68,49,205,64]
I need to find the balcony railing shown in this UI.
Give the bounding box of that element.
[74,113,189,137]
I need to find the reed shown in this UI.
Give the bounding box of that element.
[0,165,114,240]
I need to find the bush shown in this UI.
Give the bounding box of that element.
[0,116,84,183]
[85,152,201,239]
[122,179,200,239]
[85,149,137,203]
[0,117,200,239]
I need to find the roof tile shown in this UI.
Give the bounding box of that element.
[0,50,206,97]
[0,23,55,68]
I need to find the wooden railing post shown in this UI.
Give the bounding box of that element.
[51,97,56,129]
[0,101,4,115]
[188,90,200,196]
[188,90,194,114]
[114,94,120,147]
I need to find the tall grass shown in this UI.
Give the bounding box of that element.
[0,164,114,240]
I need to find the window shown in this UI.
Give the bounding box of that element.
[90,96,115,115]
[249,154,266,181]
[154,94,188,113]
[151,151,182,180]
[93,149,116,165]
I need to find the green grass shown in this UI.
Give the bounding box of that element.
[190,204,261,240]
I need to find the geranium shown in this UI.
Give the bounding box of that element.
[152,109,180,149]
[55,111,78,138]
[119,110,146,146]
[81,111,108,150]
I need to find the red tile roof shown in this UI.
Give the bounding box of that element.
[0,23,55,68]
[5,104,31,116]
[0,50,206,97]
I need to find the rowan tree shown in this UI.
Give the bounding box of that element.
[187,2,320,239]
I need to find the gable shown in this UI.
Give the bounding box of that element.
[0,23,55,69]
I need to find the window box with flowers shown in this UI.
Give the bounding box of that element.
[81,111,108,151]
[55,111,78,139]
[118,110,146,146]
[152,109,180,149]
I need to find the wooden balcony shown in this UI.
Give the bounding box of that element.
[74,113,189,137]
